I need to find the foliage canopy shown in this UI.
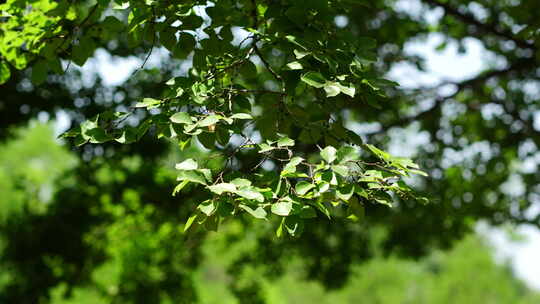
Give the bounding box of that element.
[1,0,430,235]
[1,0,540,302]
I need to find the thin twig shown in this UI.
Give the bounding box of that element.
[370,59,534,134]
[205,46,256,81]
[134,7,157,75]
[253,44,283,87]
[422,0,535,50]
[63,59,72,73]
[79,4,100,28]
[222,88,286,96]
[251,155,269,172]
[238,35,255,49]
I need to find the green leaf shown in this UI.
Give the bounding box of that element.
[222,116,234,124]
[258,143,275,153]
[294,49,310,59]
[284,216,303,236]
[271,200,293,216]
[115,131,131,144]
[288,157,304,167]
[295,181,315,196]
[239,60,258,79]
[230,178,252,187]
[331,164,349,177]
[160,27,178,52]
[204,215,219,231]
[285,35,307,49]
[181,14,203,29]
[338,83,356,97]
[175,158,198,170]
[282,156,304,176]
[173,33,196,59]
[198,200,217,216]
[178,136,191,150]
[317,181,330,193]
[346,130,364,145]
[410,169,429,177]
[102,16,124,32]
[172,180,190,196]
[230,113,253,120]
[80,116,98,136]
[337,184,354,201]
[183,214,198,232]
[337,146,358,163]
[239,204,267,219]
[135,97,162,108]
[59,127,81,139]
[48,58,63,74]
[276,218,284,237]
[277,136,295,147]
[177,170,207,185]
[198,115,221,127]
[321,146,337,163]
[199,168,213,183]
[373,191,393,206]
[301,72,326,88]
[392,157,419,169]
[354,185,370,199]
[359,170,383,182]
[285,61,303,70]
[321,171,338,185]
[197,132,216,149]
[364,143,391,161]
[191,82,209,104]
[72,36,95,66]
[235,187,265,202]
[207,183,237,194]
[170,112,192,124]
[217,201,234,217]
[313,201,331,219]
[0,61,11,84]
[85,128,111,143]
[323,81,341,97]
[216,126,231,145]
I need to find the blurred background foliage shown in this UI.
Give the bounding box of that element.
[0,123,539,303]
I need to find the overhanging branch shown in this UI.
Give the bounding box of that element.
[422,0,536,50]
[372,59,534,134]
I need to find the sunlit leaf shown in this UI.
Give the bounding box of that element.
[271,200,293,216]
[175,158,198,170]
[239,204,267,219]
[295,181,315,196]
[170,112,193,124]
[207,183,237,194]
[301,72,326,88]
[321,146,337,163]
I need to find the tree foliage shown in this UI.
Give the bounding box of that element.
[1,0,540,302]
[1,0,429,235]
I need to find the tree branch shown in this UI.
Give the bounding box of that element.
[372,59,533,134]
[253,44,284,88]
[422,0,536,50]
